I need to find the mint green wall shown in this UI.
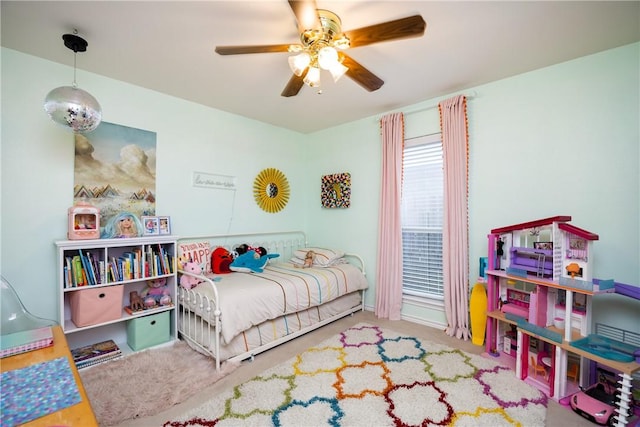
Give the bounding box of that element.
[1,48,308,321]
[304,43,639,331]
[2,43,638,331]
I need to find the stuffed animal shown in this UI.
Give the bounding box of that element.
[234,244,267,257]
[180,261,203,289]
[140,278,172,308]
[302,250,315,268]
[211,247,233,274]
[230,250,279,273]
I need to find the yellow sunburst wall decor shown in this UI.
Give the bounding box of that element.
[253,168,290,213]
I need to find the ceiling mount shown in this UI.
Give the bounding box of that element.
[63,32,88,53]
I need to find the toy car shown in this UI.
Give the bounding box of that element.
[570,370,620,426]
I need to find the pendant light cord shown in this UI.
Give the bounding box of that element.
[73,51,78,88]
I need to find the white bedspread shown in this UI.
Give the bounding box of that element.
[186,261,368,344]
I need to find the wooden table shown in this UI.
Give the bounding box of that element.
[0,325,98,427]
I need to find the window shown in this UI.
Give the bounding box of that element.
[401,133,444,299]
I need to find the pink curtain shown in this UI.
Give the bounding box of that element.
[375,113,404,320]
[439,95,470,340]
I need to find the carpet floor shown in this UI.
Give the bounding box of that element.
[80,341,239,426]
[114,311,594,427]
[162,322,548,426]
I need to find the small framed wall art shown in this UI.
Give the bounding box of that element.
[142,216,160,236]
[158,216,171,235]
[321,172,351,208]
[141,216,171,235]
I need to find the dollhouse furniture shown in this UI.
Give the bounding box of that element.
[176,231,368,372]
[1,325,98,426]
[484,216,639,427]
[531,355,547,379]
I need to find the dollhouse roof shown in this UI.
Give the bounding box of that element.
[490,215,571,234]
[558,223,599,240]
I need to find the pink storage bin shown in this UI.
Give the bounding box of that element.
[69,285,124,327]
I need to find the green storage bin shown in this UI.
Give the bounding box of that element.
[127,311,170,351]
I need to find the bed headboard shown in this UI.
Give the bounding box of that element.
[177,231,308,269]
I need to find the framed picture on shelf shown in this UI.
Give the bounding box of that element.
[142,216,160,236]
[158,216,171,235]
[533,242,553,250]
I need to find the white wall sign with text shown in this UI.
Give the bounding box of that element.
[192,172,237,190]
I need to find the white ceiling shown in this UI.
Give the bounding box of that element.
[2,1,639,134]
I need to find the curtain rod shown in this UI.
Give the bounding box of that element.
[374,91,477,123]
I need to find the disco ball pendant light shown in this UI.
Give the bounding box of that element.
[44,32,102,133]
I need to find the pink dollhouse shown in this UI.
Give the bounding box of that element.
[483,216,639,426]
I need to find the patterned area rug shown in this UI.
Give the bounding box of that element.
[164,323,547,426]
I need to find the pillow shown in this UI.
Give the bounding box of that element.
[177,241,211,274]
[290,256,347,268]
[293,247,344,267]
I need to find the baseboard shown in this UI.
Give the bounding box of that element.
[361,305,446,331]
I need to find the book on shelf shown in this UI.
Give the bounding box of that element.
[71,339,121,364]
[76,351,123,369]
[0,326,54,358]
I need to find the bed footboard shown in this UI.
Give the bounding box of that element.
[177,273,222,371]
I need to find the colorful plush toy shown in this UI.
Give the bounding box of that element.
[180,261,203,289]
[140,278,172,308]
[230,250,279,273]
[211,247,233,274]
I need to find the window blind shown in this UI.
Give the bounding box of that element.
[401,134,444,298]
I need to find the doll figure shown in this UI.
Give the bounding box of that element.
[101,212,143,239]
[303,250,315,268]
[295,250,315,269]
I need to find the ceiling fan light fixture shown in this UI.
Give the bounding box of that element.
[328,61,348,83]
[317,46,338,70]
[288,52,311,76]
[303,66,321,87]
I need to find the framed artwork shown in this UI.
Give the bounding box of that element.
[158,216,171,235]
[569,237,586,250]
[321,172,351,208]
[142,216,160,236]
[533,242,553,250]
[73,122,157,238]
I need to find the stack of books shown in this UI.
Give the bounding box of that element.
[71,339,122,369]
[0,326,54,358]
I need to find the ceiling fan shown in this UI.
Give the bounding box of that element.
[215,0,426,97]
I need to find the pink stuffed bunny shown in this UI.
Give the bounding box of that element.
[180,261,203,289]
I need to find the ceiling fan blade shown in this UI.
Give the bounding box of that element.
[281,71,307,97]
[345,15,426,48]
[341,54,384,92]
[215,44,292,55]
[288,0,320,33]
